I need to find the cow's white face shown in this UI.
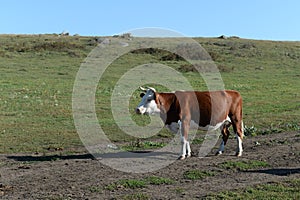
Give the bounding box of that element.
[135,89,160,115]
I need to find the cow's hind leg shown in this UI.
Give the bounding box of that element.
[216,124,230,155]
[235,120,244,157]
[186,141,191,158]
[231,118,243,156]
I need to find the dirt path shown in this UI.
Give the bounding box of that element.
[1,131,300,199]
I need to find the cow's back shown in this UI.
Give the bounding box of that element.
[174,90,241,127]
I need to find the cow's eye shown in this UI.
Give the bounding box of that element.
[147,98,152,102]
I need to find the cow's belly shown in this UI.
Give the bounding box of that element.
[166,116,231,133]
[198,116,231,131]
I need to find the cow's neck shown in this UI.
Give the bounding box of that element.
[156,93,180,125]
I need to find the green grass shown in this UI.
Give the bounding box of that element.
[244,122,300,136]
[118,179,147,189]
[191,136,205,144]
[0,34,299,153]
[104,176,175,191]
[89,186,102,193]
[206,179,300,200]
[121,140,166,151]
[0,34,96,153]
[219,160,270,171]
[122,193,150,200]
[105,179,146,191]
[144,176,174,185]
[183,170,216,180]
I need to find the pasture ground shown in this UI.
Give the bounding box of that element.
[1,131,299,199]
[0,34,299,199]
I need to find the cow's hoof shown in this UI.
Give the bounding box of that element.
[215,151,223,156]
[235,152,242,157]
[186,154,191,158]
[178,155,186,160]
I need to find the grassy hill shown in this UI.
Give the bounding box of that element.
[0,34,299,153]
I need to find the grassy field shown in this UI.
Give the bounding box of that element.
[0,34,299,153]
[0,34,299,199]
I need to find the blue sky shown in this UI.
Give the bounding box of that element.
[1,0,300,40]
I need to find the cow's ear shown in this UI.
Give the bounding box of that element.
[140,93,145,98]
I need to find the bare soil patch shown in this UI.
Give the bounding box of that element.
[1,131,300,199]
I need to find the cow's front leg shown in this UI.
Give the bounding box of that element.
[178,119,191,160]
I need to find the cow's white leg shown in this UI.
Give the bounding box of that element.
[178,120,189,160]
[179,121,185,159]
[180,139,191,159]
[236,134,243,156]
[186,141,191,157]
[178,119,192,160]
[179,136,187,160]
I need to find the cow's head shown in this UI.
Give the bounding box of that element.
[135,87,160,115]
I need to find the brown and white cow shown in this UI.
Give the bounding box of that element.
[135,87,244,160]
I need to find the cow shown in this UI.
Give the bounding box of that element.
[135,86,244,160]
